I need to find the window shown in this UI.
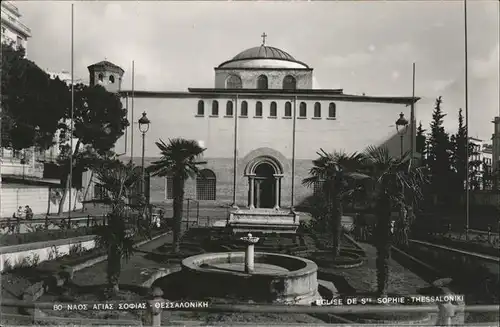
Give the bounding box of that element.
[16,36,22,46]
[270,102,277,117]
[98,73,104,82]
[109,75,115,84]
[283,75,297,90]
[313,181,325,196]
[165,177,173,200]
[196,169,216,201]
[212,100,219,116]
[328,103,336,118]
[1,27,5,34]
[226,101,234,116]
[257,75,268,90]
[299,102,307,117]
[284,102,292,117]
[314,102,321,118]
[94,184,107,200]
[255,101,263,117]
[241,101,248,116]
[226,75,242,89]
[197,100,204,115]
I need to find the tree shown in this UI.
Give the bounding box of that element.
[450,109,468,195]
[93,160,151,294]
[416,122,426,165]
[426,97,453,205]
[58,84,129,214]
[147,139,206,253]
[358,146,427,296]
[1,42,68,150]
[302,150,365,259]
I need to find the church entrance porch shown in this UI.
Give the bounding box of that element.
[225,154,298,235]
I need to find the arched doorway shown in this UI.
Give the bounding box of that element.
[254,163,275,208]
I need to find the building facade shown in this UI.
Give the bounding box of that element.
[105,43,419,209]
[1,1,31,55]
[492,117,500,189]
[469,137,493,190]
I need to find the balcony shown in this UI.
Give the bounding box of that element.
[0,9,31,37]
[2,2,20,15]
[0,149,44,179]
[1,159,44,179]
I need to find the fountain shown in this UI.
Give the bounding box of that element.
[181,233,325,304]
[240,233,259,273]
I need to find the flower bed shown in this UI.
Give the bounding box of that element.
[0,227,96,247]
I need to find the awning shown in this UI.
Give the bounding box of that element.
[1,175,62,187]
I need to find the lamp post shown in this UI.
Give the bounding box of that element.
[395,112,410,242]
[138,112,150,195]
[395,112,409,158]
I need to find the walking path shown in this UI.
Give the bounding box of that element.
[70,233,176,287]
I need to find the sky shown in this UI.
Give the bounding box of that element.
[14,0,499,142]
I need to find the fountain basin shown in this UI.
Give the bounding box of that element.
[181,252,321,305]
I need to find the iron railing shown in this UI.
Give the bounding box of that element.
[0,214,107,235]
[1,297,498,327]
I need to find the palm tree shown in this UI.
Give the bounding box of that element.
[147,138,206,253]
[93,159,150,294]
[359,146,427,296]
[302,149,365,259]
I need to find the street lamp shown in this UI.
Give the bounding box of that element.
[138,112,151,194]
[395,112,409,158]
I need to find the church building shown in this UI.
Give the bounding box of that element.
[93,36,419,209]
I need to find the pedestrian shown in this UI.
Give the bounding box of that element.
[16,206,25,219]
[25,205,33,220]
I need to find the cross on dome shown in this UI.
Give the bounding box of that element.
[261,32,267,46]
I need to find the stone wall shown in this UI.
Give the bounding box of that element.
[1,185,83,217]
[136,155,328,208]
[116,96,413,162]
[0,235,95,273]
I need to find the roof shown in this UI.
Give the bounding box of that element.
[87,60,124,73]
[188,88,344,95]
[119,89,420,105]
[218,45,309,69]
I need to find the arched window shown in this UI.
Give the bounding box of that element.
[328,103,337,118]
[255,101,263,117]
[299,102,307,117]
[226,101,233,116]
[226,75,242,89]
[314,102,321,118]
[212,100,219,116]
[197,169,216,200]
[98,73,104,82]
[284,102,292,117]
[197,100,205,115]
[313,180,325,196]
[257,75,268,90]
[109,75,115,84]
[283,75,296,90]
[270,102,277,117]
[165,176,173,200]
[241,101,248,116]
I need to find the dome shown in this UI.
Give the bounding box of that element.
[218,45,309,69]
[232,46,296,61]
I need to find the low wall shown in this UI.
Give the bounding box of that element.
[1,186,83,217]
[0,235,96,273]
